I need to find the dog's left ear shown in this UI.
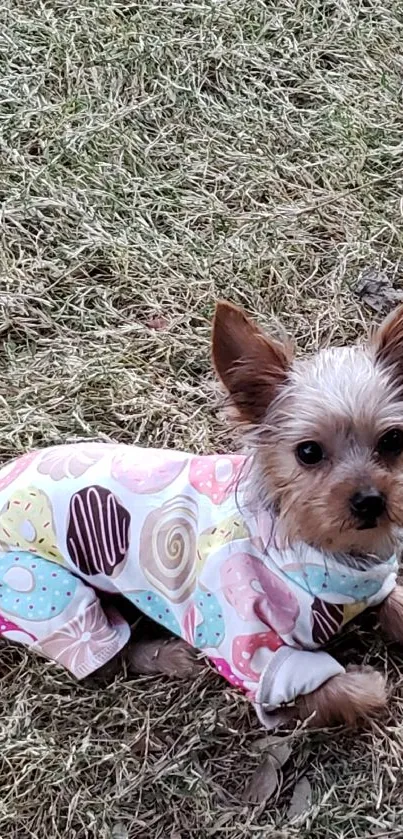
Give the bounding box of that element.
[372,305,403,379]
[212,301,292,424]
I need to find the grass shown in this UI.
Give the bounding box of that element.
[1,0,403,835]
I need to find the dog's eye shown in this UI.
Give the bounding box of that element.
[296,441,324,466]
[377,428,403,457]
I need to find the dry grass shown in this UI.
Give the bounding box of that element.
[1,0,403,835]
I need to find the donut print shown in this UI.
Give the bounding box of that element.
[182,588,225,649]
[38,599,128,676]
[197,515,250,572]
[0,487,64,564]
[0,612,37,643]
[221,553,300,635]
[311,598,344,645]
[282,562,383,601]
[37,444,108,481]
[111,449,186,494]
[127,591,181,636]
[67,485,130,577]
[309,599,366,644]
[232,631,283,682]
[343,601,367,624]
[0,551,78,621]
[0,451,37,492]
[189,455,245,505]
[139,495,197,603]
[209,656,245,690]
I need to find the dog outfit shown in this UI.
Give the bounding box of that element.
[0,443,397,728]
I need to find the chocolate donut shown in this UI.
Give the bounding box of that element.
[311,597,344,645]
[67,485,130,577]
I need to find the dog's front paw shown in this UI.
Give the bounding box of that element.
[294,667,387,727]
[378,585,403,644]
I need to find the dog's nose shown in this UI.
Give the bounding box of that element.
[350,488,386,520]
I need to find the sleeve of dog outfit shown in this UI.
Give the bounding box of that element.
[254,648,344,728]
[197,529,398,729]
[251,553,398,728]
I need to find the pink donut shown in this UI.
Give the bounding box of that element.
[232,631,283,682]
[189,454,245,505]
[0,613,36,643]
[0,451,37,492]
[209,656,246,690]
[221,553,299,635]
[111,449,186,494]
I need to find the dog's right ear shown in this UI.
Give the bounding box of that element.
[372,304,403,383]
[212,301,292,424]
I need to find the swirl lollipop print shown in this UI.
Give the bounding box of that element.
[139,495,197,603]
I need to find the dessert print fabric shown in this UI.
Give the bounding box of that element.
[0,443,397,713]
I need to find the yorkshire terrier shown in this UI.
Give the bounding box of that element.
[210,300,403,725]
[0,301,403,728]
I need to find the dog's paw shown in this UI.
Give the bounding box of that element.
[378,585,403,644]
[126,637,200,679]
[294,667,387,727]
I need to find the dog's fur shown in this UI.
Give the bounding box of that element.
[119,302,403,727]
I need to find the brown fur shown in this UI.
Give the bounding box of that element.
[372,303,403,387]
[126,637,200,679]
[213,302,403,558]
[212,301,292,424]
[378,584,403,643]
[293,667,387,727]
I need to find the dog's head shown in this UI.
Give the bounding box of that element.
[212,301,403,558]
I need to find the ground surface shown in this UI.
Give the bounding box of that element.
[1,1,403,836]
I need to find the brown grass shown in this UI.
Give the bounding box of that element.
[2,0,403,835]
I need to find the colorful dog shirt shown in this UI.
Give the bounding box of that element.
[0,444,397,728]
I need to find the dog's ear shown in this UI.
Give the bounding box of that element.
[372,305,403,381]
[212,301,292,423]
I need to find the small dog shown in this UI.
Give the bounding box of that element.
[0,301,403,728]
[211,300,403,725]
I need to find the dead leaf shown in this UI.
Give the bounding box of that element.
[244,736,293,805]
[354,268,403,314]
[249,735,274,754]
[243,756,280,805]
[267,738,293,767]
[287,776,312,820]
[250,735,292,764]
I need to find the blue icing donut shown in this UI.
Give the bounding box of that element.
[128,591,181,637]
[283,564,382,601]
[185,588,225,649]
[0,551,78,621]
